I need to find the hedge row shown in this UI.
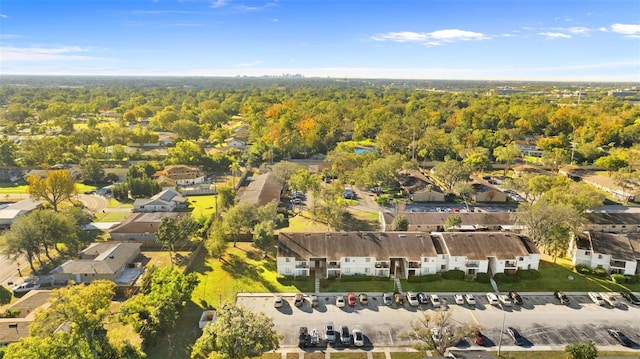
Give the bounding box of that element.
[408,274,442,283]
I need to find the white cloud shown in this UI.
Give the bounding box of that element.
[0,46,104,62]
[371,29,488,46]
[599,27,609,32]
[539,32,571,39]
[0,14,8,18]
[233,60,262,68]
[567,27,590,35]
[210,0,227,8]
[610,23,640,36]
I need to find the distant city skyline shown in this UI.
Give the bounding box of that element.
[1,0,639,82]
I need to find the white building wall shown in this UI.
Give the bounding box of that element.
[277,257,296,276]
[572,249,592,267]
[340,256,376,276]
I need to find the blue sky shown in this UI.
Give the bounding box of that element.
[1,0,639,81]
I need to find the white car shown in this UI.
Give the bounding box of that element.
[498,294,512,306]
[11,281,39,294]
[273,295,284,308]
[486,292,499,305]
[464,293,476,306]
[454,294,465,305]
[407,292,420,307]
[429,294,441,308]
[601,292,619,307]
[336,295,345,308]
[588,292,605,306]
[352,329,364,347]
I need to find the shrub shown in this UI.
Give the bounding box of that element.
[0,286,12,305]
[475,272,490,283]
[624,275,639,284]
[574,265,592,275]
[517,269,541,280]
[340,274,379,282]
[0,309,20,318]
[494,272,520,283]
[408,274,442,283]
[442,269,465,280]
[593,267,607,277]
[611,274,626,284]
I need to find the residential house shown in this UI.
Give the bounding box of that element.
[133,188,188,212]
[0,199,43,228]
[155,165,205,187]
[471,183,508,203]
[108,212,187,243]
[398,170,446,202]
[514,139,543,157]
[570,231,638,275]
[238,172,284,206]
[583,212,640,234]
[0,291,52,345]
[380,212,517,232]
[224,137,246,149]
[0,168,25,183]
[276,231,539,279]
[49,242,142,284]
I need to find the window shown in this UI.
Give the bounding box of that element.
[440,265,446,270]
[584,251,590,256]
[598,254,603,259]
[364,268,370,273]
[345,258,350,262]
[285,258,291,262]
[365,258,371,262]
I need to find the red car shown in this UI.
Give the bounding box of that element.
[472,330,486,346]
[347,293,357,306]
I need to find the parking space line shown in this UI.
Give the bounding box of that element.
[468,310,480,326]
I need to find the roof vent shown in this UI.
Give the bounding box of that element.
[399,234,407,238]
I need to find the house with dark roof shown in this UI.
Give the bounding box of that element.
[380,212,517,232]
[155,165,205,188]
[49,242,142,284]
[276,231,539,279]
[238,172,283,206]
[133,188,188,212]
[108,212,187,243]
[471,183,508,202]
[582,212,640,233]
[571,231,638,275]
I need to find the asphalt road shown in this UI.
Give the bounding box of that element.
[236,292,640,352]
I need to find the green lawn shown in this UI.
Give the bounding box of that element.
[93,211,131,222]
[187,195,218,220]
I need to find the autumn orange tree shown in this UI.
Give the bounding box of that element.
[27,169,77,211]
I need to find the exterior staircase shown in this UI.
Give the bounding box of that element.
[315,277,320,293]
[394,278,403,293]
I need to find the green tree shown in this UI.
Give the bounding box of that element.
[444,214,462,231]
[191,305,281,359]
[0,285,12,305]
[81,158,105,184]
[454,181,476,212]
[565,340,597,359]
[253,220,275,258]
[594,155,628,176]
[493,143,521,176]
[223,203,255,247]
[216,186,236,211]
[400,308,470,356]
[206,223,228,260]
[462,151,492,174]
[27,169,77,212]
[391,215,409,231]
[431,158,472,193]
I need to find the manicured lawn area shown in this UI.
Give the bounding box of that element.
[186,194,218,220]
[94,211,131,222]
[107,197,133,208]
[371,353,387,359]
[281,212,329,232]
[390,352,424,359]
[331,353,368,359]
[321,278,395,292]
[493,351,640,359]
[0,184,29,193]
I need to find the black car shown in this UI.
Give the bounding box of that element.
[417,292,429,305]
[298,327,310,348]
[506,327,525,346]
[619,291,640,305]
[608,329,634,347]
[340,325,351,345]
[554,291,570,305]
[509,291,523,305]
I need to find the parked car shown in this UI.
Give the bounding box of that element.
[407,292,420,307]
[601,292,620,307]
[464,293,476,306]
[394,292,404,305]
[342,189,356,199]
[554,291,570,305]
[298,327,310,348]
[347,293,357,306]
[608,328,634,347]
[486,292,499,305]
[417,292,429,305]
[352,329,364,347]
[310,295,319,308]
[472,329,486,346]
[507,327,525,346]
[11,281,39,294]
[383,292,393,306]
[619,291,640,305]
[309,328,319,346]
[359,293,368,305]
[340,325,351,345]
[429,294,442,308]
[509,291,523,305]
[325,322,336,344]
[336,295,345,308]
[588,292,605,306]
[498,294,512,306]
[294,293,304,307]
[273,295,284,308]
[454,294,465,305]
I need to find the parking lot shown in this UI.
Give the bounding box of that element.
[236,292,640,351]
